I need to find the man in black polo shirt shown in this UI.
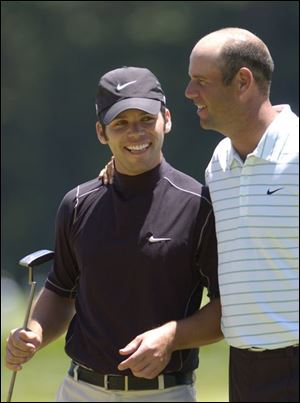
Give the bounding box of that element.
[5,67,222,402]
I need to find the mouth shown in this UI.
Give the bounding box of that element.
[124,143,151,154]
[196,104,207,113]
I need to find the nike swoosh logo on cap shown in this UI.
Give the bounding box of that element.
[116,81,137,91]
[148,235,171,243]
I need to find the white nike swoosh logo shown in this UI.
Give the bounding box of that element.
[148,235,171,243]
[116,81,137,91]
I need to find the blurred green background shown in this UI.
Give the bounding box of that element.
[1,1,299,402]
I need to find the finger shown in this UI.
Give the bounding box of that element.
[5,361,23,371]
[98,169,108,185]
[19,328,39,342]
[119,337,142,356]
[6,352,34,366]
[6,346,34,367]
[127,359,149,373]
[132,363,160,379]
[109,164,115,185]
[7,342,35,358]
[118,351,145,371]
[105,164,112,185]
[11,331,39,350]
[7,341,35,359]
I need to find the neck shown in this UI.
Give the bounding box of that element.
[226,100,279,161]
[114,153,163,176]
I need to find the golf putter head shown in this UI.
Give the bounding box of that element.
[19,249,54,284]
[19,249,54,268]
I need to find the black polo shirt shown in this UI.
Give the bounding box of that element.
[45,159,219,375]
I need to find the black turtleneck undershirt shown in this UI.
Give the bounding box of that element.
[45,159,219,375]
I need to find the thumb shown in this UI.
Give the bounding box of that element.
[119,337,142,356]
[19,329,41,348]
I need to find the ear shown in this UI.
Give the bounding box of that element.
[236,67,253,94]
[96,121,108,144]
[164,108,172,134]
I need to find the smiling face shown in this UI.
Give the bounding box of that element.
[96,108,171,176]
[185,45,239,135]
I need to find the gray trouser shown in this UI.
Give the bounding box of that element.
[56,374,197,402]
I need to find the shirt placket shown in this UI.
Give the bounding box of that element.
[239,161,251,220]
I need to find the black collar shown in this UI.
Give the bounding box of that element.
[113,159,170,199]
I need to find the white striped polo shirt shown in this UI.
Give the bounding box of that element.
[205,105,299,349]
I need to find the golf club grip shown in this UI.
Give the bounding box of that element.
[6,282,37,402]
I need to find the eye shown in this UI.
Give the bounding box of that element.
[141,115,156,123]
[113,119,127,128]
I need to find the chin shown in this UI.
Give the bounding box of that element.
[199,119,217,132]
[199,120,210,130]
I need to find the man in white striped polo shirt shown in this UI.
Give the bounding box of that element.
[185,27,299,402]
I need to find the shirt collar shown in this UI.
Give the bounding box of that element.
[113,158,170,199]
[227,146,243,169]
[225,105,295,169]
[217,138,243,172]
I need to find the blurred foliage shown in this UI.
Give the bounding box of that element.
[1,1,299,284]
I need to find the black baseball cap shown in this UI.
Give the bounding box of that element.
[95,66,166,125]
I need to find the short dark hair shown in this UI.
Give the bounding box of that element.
[218,41,274,96]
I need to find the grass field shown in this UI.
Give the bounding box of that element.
[1,293,229,402]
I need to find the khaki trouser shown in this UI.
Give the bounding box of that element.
[56,374,197,402]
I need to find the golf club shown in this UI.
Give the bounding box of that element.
[6,249,54,402]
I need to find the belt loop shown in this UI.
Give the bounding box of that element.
[73,364,79,382]
[158,374,165,390]
[124,376,128,391]
[104,375,109,390]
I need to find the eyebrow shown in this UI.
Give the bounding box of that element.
[189,74,207,79]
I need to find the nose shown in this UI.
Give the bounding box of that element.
[128,122,145,137]
[185,81,197,100]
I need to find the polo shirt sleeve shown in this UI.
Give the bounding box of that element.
[194,186,219,299]
[45,191,79,298]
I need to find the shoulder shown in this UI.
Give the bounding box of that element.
[61,178,104,205]
[55,178,106,227]
[273,105,299,148]
[282,129,299,158]
[269,105,299,163]
[209,137,231,165]
[57,178,105,221]
[205,137,230,180]
[162,163,212,205]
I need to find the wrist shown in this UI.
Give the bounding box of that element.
[163,320,178,353]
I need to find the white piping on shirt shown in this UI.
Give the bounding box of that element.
[196,209,213,293]
[46,278,74,292]
[163,176,212,205]
[164,176,214,294]
[73,185,80,224]
[73,185,102,224]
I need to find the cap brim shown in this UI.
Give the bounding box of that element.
[102,98,161,125]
